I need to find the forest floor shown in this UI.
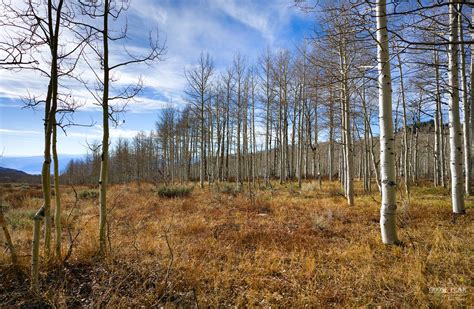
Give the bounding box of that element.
[0,180,473,307]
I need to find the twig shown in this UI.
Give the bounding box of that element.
[64,186,80,263]
[192,286,200,309]
[162,226,174,290]
[157,219,175,304]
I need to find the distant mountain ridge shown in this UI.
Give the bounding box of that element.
[0,154,84,174]
[0,166,41,183]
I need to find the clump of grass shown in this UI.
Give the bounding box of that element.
[78,190,99,199]
[301,182,318,193]
[311,209,333,231]
[218,183,241,196]
[155,185,193,198]
[5,208,36,229]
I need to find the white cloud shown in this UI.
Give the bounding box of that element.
[0,0,312,155]
[0,0,308,114]
[66,125,142,140]
[0,128,41,135]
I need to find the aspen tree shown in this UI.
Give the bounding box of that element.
[459,5,471,196]
[447,0,465,214]
[78,0,164,255]
[31,0,63,287]
[52,115,61,259]
[259,51,274,186]
[434,50,446,187]
[185,53,213,188]
[470,6,474,194]
[395,44,410,198]
[376,0,399,244]
[97,0,110,256]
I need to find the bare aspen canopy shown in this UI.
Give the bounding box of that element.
[0,0,472,307]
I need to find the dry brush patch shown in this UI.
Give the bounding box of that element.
[0,182,472,307]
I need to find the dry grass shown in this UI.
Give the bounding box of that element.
[0,181,472,307]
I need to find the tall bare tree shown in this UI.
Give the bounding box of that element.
[185,52,214,188]
[79,0,165,256]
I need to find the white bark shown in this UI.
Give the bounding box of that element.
[458,8,471,196]
[395,46,409,198]
[377,0,398,244]
[471,6,474,195]
[448,0,465,214]
[339,46,354,205]
[434,51,442,187]
[435,52,447,187]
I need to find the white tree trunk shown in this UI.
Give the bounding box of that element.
[471,6,474,195]
[395,46,409,198]
[448,0,465,214]
[52,116,62,259]
[458,8,471,196]
[339,47,354,205]
[377,0,398,244]
[435,52,447,187]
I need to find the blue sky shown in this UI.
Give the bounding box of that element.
[0,0,313,156]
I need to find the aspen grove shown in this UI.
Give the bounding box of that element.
[0,0,472,307]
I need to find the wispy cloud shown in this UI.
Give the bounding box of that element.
[67,125,143,140]
[0,0,311,155]
[0,128,41,135]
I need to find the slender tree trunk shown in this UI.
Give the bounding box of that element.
[208,102,214,185]
[447,0,465,214]
[339,46,354,205]
[251,80,257,187]
[0,205,17,268]
[291,90,297,180]
[200,91,205,188]
[279,89,284,184]
[470,6,474,195]
[32,52,56,289]
[364,104,371,193]
[396,48,410,198]
[243,89,249,183]
[434,50,442,187]
[43,3,62,256]
[328,93,334,182]
[377,0,399,244]
[435,51,447,188]
[284,88,290,182]
[52,116,62,259]
[237,83,242,186]
[412,96,421,184]
[98,0,110,256]
[459,7,472,196]
[225,104,230,181]
[298,85,304,188]
[265,91,270,186]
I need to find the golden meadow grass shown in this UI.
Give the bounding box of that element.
[0,181,472,307]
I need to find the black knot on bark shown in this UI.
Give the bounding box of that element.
[34,206,45,220]
[382,179,396,186]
